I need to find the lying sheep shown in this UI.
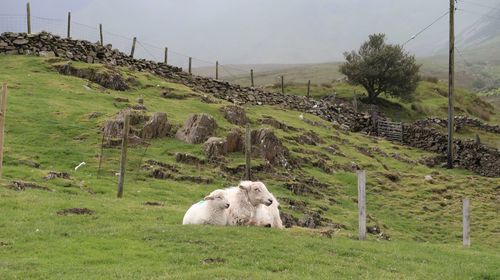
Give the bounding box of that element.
[182,189,230,225]
[250,193,284,229]
[225,181,274,226]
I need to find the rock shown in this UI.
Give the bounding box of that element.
[175,153,205,165]
[260,116,296,131]
[203,137,227,162]
[175,113,218,144]
[12,38,29,45]
[10,181,51,191]
[280,212,298,228]
[293,130,324,146]
[88,112,103,119]
[226,128,244,153]
[141,112,171,139]
[219,105,249,126]
[38,50,55,57]
[251,128,289,167]
[424,175,434,183]
[44,171,70,180]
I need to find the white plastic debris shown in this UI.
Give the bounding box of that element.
[74,162,86,171]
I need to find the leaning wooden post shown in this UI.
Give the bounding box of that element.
[130,37,137,58]
[67,12,71,38]
[164,47,168,64]
[188,57,192,74]
[0,83,8,178]
[26,2,31,34]
[245,123,252,180]
[463,198,470,247]
[307,80,311,98]
[215,61,219,80]
[117,114,130,198]
[97,132,105,179]
[281,76,285,94]
[250,69,254,87]
[357,170,367,240]
[99,24,103,46]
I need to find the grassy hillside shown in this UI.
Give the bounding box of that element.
[0,55,499,279]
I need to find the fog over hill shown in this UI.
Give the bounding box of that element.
[2,0,499,65]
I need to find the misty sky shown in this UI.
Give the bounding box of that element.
[1,0,499,68]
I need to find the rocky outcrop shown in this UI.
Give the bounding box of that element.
[251,128,290,167]
[56,63,129,90]
[203,137,228,162]
[101,109,171,146]
[175,114,218,144]
[219,105,249,126]
[141,112,171,139]
[226,128,245,153]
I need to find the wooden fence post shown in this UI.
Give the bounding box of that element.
[357,170,367,240]
[117,114,130,198]
[130,37,137,58]
[463,198,470,247]
[251,69,254,87]
[97,133,105,179]
[164,47,168,64]
[99,24,103,46]
[67,12,71,38]
[245,123,251,180]
[188,57,192,74]
[281,76,284,94]
[216,61,219,80]
[307,80,311,98]
[26,2,31,34]
[0,83,8,178]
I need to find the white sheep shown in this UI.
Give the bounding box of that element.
[182,189,230,226]
[250,193,284,229]
[225,181,274,226]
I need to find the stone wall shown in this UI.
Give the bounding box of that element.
[1,31,498,177]
[403,124,499,177]
[413,116,500,134]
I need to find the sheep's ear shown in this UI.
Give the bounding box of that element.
[239,181,253,190]
[204,195,214,200]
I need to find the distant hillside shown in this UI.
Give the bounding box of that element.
[194,62,343,86]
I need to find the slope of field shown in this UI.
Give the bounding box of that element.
[195,62,343,86]
[0,56,499,279]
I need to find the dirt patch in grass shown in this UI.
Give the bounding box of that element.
[44,171,70,180]
[57,208,95,216]
[144,201,164,206]
[10,181,51,191]
[201,258,226,265]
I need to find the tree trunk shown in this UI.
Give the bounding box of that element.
[366,88,378,103]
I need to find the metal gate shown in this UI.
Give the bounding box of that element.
[378,120,403,142]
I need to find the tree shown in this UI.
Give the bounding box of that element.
[340,34,421,103]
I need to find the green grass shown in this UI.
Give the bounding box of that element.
[0,55,499,279]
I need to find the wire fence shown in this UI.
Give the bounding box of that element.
[0,3,492,90]
[0,12,244,80]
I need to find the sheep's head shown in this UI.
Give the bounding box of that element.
[239,181,273,207]
[204,189,230,209]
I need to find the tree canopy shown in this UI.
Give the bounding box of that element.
[340,34,421,103]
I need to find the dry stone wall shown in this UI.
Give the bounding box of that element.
[1,31,498,177]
